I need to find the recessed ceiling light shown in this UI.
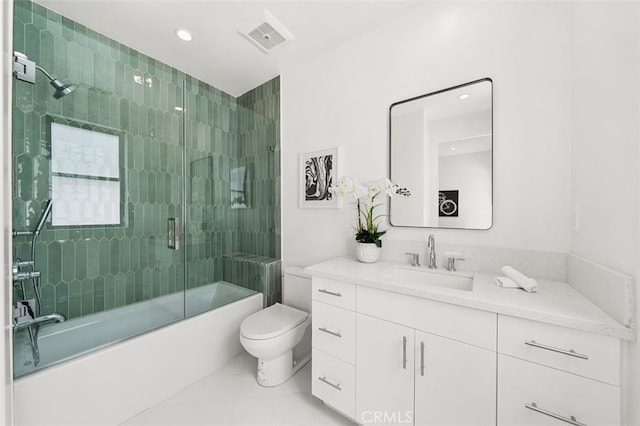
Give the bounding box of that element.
[458,93,470,100]
[451,147,456,151]
[176,29,192,42]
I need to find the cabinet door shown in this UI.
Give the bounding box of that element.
[356,313,415,426]
[414,330,496,426]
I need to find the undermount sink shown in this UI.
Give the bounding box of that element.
[382,266,474,292]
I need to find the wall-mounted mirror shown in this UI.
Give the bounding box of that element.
[389,78,493,229]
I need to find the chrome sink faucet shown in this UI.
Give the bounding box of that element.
[427,234,437,269]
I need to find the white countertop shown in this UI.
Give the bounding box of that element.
[305,257,633,341]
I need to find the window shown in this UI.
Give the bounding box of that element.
[50,121,124,226]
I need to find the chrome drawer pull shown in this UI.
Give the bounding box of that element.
[420,341,425,376]
[318,289,342,297]
[402,336,408,369]
[318,376,342,391]
[524,340,589,360]
[318,327,342,338]
[525,402,587,426]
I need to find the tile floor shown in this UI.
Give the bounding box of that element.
[121,352,355,426]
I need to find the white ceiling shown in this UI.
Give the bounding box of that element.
[36,0,420,97]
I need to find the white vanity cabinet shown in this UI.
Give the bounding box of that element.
[356,286,497,426]
[497,315,621,426]
[309,268,625,426]
[356,314,496,426]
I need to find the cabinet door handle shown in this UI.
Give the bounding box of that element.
[524,402,587,426]
[420,341,425,376]
[318,288,342,297]
[524,340,589,360]
[402,336,408,369]
[318,327,342,338]
[318,376,342,391]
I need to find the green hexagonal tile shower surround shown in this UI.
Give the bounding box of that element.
[12,0,281,321]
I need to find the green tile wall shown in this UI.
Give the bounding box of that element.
[223,253,281,307]
[12,0,280,320]
[237,78,281,259]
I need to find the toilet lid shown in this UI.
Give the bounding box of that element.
[241,303,308,340]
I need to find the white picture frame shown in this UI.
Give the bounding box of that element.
[299,147,341,208]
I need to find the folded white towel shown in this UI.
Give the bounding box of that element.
[500,266,538,293]
[495,276,520,288]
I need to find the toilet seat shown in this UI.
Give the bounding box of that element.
[241,303,308,340]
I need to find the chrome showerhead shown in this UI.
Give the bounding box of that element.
[49,78,78,99]
[13,52,77,99]
[35,65,77,99]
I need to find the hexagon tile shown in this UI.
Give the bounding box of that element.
[12,0,281,321]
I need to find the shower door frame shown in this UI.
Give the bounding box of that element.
[1,0,15,423]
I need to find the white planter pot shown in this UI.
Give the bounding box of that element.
[356,242,381,263]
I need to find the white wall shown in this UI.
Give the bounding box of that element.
[282,1,573,268]
[570,2,639,277]
[1,0,13,423]
[569,3,640,424]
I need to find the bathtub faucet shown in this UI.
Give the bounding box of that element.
[13,313,65,332]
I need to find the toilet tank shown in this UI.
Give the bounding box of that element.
[283,266,311,313]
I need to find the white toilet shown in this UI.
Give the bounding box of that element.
[240,267,312,387]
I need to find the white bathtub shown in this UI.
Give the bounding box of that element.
[13,281,263,426]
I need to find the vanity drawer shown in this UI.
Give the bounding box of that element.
[497,354,620,426]
[312,348,355,420]
[312,277,356,310]
[312,301,356,364]
[497,315,620,385]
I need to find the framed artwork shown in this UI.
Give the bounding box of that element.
[439,190,459,217]
[299,147,340,208]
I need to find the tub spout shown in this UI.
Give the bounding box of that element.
[13,313,65,332]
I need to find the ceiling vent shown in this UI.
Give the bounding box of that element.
[240,11,295,54]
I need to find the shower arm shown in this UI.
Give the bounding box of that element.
[34,64,54,81]
[13,52,77,98]
[13,52,54,83]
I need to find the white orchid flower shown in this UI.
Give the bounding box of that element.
[355,184,368,199]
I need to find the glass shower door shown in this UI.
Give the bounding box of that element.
[183,80,280,318]
[183,80,236,317]
[11,0,188,376]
